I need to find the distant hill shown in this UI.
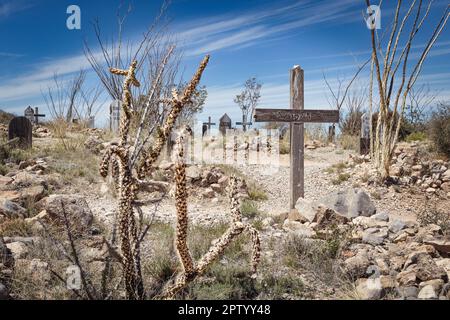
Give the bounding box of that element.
[0,109,15,125]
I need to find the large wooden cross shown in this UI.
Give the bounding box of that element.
[254,66,339,209]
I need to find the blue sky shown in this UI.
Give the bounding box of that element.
[0,0,449,127]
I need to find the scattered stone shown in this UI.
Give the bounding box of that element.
[282,220,316,238]
[389,219,407,234]
[372,212,389,222]
[0,283,8,300]
[158,161,174,171]
[294,198,319,222]
[397,286,418,299]
[362,228,388,245]
[210,183,223,193]
[38,194,94,235]
[356,278,382,300]
[423,238,450,255]
[320,189,376,219]
[0,199,26,218]
[201,188,215,199]
[186,166,202,180]
[5,242,28,259]
[418,285,438,300]
[343,250,371,279]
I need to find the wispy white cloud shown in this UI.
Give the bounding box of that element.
[0,1,34,18]
[0,52,24,58]
[182,0,360,57]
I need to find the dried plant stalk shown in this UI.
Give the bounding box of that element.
[161,130,261,300]
[100,56,210,300]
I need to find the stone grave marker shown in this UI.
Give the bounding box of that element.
[8,117,32,149]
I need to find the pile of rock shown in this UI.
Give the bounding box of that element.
[157,161,247,200]
[305,140,326,150]
[285,188,450,300]
[33,126,51,138]
[389,145,450,194]
[0,171,49,221]
[84,134,106,155]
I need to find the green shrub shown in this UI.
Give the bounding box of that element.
[405,131,427,142]
[240,200,260,219]
[338,134,359,151]
[248,183,268,201]
[429,102,450,157]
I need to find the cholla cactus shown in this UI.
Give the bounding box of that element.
[161,129,261,300]
[100,56,210,300]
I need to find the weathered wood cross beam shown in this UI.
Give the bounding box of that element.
[203,116,216,132]
[33,107,46,125]
[236,114,252,132]
[254,66,339,210]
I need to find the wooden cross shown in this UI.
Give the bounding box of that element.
[236,114,252,132]
[33,107,46,124]
[202,116,216,134]
[254,66,339,209]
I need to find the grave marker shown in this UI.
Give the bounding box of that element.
[24,106,34,123]
[254,65,339,209]
[110,100,122,132]
[202,116,216,136]
[8,117,32,149]
[360,113,370,155]
[236,114,252,132]
[219,113,231,135]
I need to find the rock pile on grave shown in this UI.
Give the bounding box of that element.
[32,126,51,138]
[284,188,450,300]
[155,161,248,201]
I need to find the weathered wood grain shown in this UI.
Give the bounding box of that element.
[254,109,339,123]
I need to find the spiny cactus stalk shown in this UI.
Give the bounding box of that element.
[100,60,143,300]
[161,129,261,300]
[138,55,210,179]
[100,56,210,300]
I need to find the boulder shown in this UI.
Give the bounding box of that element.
[343,250,371,279]
[356,278,382,300]
[389,219,407,234]
[287,209,308,223]
[294,198,319,222]
[397,286,418,299]
[210,183,223,193]
[372,212,389,222]
[441,169,450,182]
[38,194,94,234]
[0,238,14,269]
[0,199,26,218]
[6,242,28,259]
[403,252,448,283]
[418,285,438,300]
[319,189,376,219]
[362,228,388,246]
[423,238,450,255]
[0,283,8,300]
[0,176,13,189]
[186,166,202,180]
[282,220,316,238]
[218,176,229,187]
[201,188,215,199]
[313,205,349,228]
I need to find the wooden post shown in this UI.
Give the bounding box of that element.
[290,66,304,209]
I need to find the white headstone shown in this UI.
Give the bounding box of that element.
[24,106,35,124]
[361,113,370,139]
[110,100,122,132]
